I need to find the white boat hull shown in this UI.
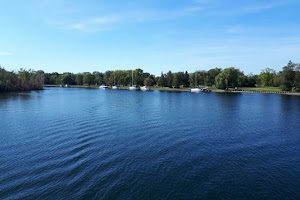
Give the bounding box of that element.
[99,86,108,89]
[112,86,120,90]
[129,86,139,90]
[191,88,202,93]
[140,86,150,91]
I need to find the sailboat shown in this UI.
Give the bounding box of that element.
[99,84,108,89]
[112,72,119,89]
[140,86,150,91]
[129,70,139,90]
[191,72,203,92]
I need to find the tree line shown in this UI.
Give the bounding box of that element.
[44,69,156,87]
[1,61,300,92]
[0,67,44,92]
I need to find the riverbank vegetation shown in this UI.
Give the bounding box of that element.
[1,61,300,93]
[0,67,44,92]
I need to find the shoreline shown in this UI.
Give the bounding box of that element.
[43,85,300,96]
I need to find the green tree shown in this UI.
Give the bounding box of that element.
[280,60,295,91]
[183,71,190,87]
[246,73,257,87]
[104,71,113,85]
[215,73,227,89]
[83,72,93,86]
[75,74,83,85]
[206,68,222,86]
[61,73,73,85]
[172,72,184,87]
[215,67,243,89]
[238,75,248,87]
[144,77,154,86]
[157,72,166,87]
[273,73,281,87]
[107,75,114,86]
[294,64,300,91]
[166,71,173,87]
[93,71,103,85]
[258,68,276,87]
[133,68,144,85]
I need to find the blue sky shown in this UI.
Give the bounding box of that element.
[1,0,300,75]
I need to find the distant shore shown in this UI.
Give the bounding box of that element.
[43,85,300,96]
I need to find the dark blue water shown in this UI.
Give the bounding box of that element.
[0,88,300,200]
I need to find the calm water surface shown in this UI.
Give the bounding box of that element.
[0,87,300,199]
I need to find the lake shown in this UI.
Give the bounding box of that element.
[0,87,300,199]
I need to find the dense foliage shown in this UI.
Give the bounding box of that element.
[0,67,44,92]
[1,61,300,92]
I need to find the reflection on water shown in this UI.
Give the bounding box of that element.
[0,88,300,200]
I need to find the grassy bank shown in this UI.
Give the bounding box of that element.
[240,87,282,92]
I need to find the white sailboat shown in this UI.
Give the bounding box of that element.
[129,70,139,90]
[191,72,203,93]
[140,86,150,91]
[112,72,119,89]
[99,84,108,89]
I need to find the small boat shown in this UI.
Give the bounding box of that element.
[99,85,108,89]
[191,72,205,93]
[65,84,70,88]
[112,85,120,90]
[129,70,139,90]
[112,72,120,89]
[191,88,207,92]
[129,85,139,90]
[140,86,150,91]
[191,88,202,92]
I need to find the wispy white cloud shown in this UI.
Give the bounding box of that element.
[0,52,13,56]
[35,0,296,33]
[63,16,120,31]
[190,0,293,16]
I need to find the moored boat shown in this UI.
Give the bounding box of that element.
[129,70,139,90]
[191,72,206,93]
[112,72,120,89]
[140,86,150,91]
[99,85,108,89]
[112,85,120,90]
[129,85,139,90]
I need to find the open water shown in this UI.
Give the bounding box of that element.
[0,87,300,199]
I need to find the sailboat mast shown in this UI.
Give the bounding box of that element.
[195,72,197,87]
[114,72,116,85]
[132,70,133,86]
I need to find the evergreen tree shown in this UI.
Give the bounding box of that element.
[166,71,173,87]
[280,60,295,91]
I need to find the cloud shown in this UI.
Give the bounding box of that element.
[60,16,120,32]
[189,0,293,16]
[0,52,13,56]
[215,1,290,16]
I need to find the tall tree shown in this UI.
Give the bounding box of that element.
[83,72,93,86]
[157,72,166,87]
[206,68,222,86]
[294,64,300,91]
[75,74,83,85]
[259,68,276,87]
[215,67,243,89]
[61,73,73,85]
[280,60,295,91]
[172,72,184,87]
[144,77,154,86]
[166,71,173,87]
[183,71,190,87]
